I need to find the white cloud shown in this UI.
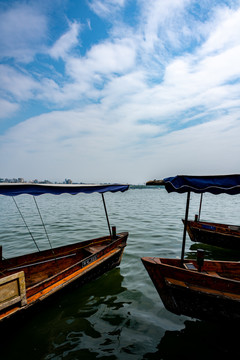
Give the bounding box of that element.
[1,1,240,182]
[1,106,239,183]
[0,98,19,119]
[48,21,81,60]
[67,39,136,79]
[0,3,47,63]
[0,65,40,101]
[146,113,240,179]
[200,6,240,56]
[0,102,162,183]
[139,0,192,53]
[36,38,137,105]
[89,0,126,18]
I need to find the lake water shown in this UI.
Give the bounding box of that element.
[0,187,240,359]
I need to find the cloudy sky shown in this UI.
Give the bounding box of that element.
[0,0,240,184]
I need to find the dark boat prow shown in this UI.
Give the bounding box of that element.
[183,218,240,250]
[142,256,240,322]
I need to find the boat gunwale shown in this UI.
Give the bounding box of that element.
[0,235,112,267]
[0,245,126,324]
[25,232,127,296]
[185,219,240,235]
[141,257,240,291]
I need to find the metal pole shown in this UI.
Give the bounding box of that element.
[101,193,112,238]
[181,191,190,266]
[198,193,203,221]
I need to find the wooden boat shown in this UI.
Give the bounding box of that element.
[142,257,240,322]
[184,219,240,250]
[182,187,240,249]
[142,174,240,322]
[0,183,129,325]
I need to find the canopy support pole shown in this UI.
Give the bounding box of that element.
[198,193,203,221]
[181,191,190,266]
[101,194,112,238]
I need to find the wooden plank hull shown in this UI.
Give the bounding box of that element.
[184,220,240,249]
[0,232,128,324]
[141,257,240,322]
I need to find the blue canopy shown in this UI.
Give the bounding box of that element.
[163,175,240,195]
[0,183,129,197]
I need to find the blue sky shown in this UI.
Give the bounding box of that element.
[1,0,240,184]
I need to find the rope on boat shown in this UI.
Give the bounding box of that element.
[33,196,56,258]
[8,195,115,267]
[12,196,41,252]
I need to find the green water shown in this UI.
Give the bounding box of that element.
[0,188,240,359]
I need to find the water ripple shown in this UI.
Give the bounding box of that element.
[0,189,240,359]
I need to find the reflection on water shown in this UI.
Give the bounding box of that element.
[1,269,129,359]
[187,242,240,261]
[144,319,239,360]
[0,188,240,359]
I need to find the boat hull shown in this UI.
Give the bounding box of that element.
[184,220,240,249]
[0,232,128,325]
[141,257,240,322]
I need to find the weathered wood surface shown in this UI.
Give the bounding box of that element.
[146,180,165,186]
[184,219,240,249]
[0,271,27,311]
[142,257,240,322]
[0,232,128,324]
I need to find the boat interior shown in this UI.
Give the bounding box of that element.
[159,258,240,281]
[0,236,113,288]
